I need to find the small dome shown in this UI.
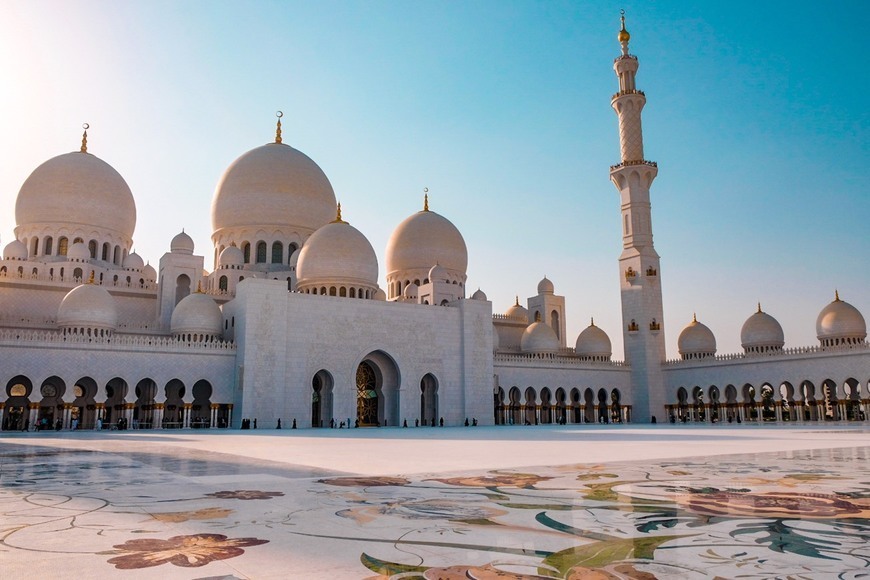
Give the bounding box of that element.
[537,276,554,295]
[211,143,336,236]
[289,247,301,267]
[218,245,244,268]
[67,242,90,261]
[575,321,612,359]
[471,288,487,301]
[678,315,717,359]
[505,298,529,322]
[428,263,448,283]
[520,321,560,354]
[385,209,467,277]
[124,251,144,271]
[816,292,867,345]
[403,282,419,299]
[171,230,195,254]
[142,263,156,281]
[15,151,136,240]
[741,306,784,352]
[171,292,222,337]
[373,288,387,301]
[57,283,117,331]
[296,218,379,292]
[3,239,27,260]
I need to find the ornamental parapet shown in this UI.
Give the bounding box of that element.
[494,352,627,368]
[492,313,529,323]
[0,266,157,292]
[664,341,869,365]
[610,159,658,171]
[611,89,645,100]
[0,328,236,352]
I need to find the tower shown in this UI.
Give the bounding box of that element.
[609,13,667,422]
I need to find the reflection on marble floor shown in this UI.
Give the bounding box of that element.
[1,443,868,578]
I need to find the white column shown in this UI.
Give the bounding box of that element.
[153,403,164,430]
[183,404,191,428]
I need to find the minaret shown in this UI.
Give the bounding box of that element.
[609,12,667,423]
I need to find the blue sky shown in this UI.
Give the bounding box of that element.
[0,0,866,357]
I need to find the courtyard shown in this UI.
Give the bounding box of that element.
[1,424,868,578]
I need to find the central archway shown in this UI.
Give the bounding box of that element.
[355,351,400,427]
[420,374,438,426]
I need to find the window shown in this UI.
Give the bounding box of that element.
[58,237,69,256]
[271,241,283,264]
[102,242,109,261]
[242,242,251,263]
[287,243,298,264]
[44,237,53,255]
[88,240,97,258]
[219,276,228,291]
[256,241,267,263]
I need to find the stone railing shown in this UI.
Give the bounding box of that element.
[664,341,870,365]
[610,159,658,172]
[0,328,235,352]
[611,89,645,100]
[495,352,627,368]
[0,269,157,292]
[492,314,529,323]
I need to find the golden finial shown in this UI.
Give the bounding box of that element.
[332,202,346,223]
[87,270,95,284]
[275,110,283,144]
[834,289,840,302]
[757,302,762,313]
[423,187,429,212]
[692,312,697,323]
[80,123,89,153]
[618,9,630,44]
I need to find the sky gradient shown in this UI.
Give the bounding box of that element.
[0,0,867,358]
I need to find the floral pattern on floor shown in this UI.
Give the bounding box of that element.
[0,443,867,578]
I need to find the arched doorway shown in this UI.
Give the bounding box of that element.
[134,379,157,429]
[676,387,688,422]
[164,379,186,428]
[780,382,795,422]
[709,386,721,422]
[4,376,32,430]
[105,377,128,428]
[540,388,552,424]
[570,388,581,423]
[312,370,334,428]
[38,376,65,430]
[72,378,98,429]
[420,374,438,427]
[584,388,595,423]
[801,380,817,421]
[356,351,400,427]
[844,378,862,421]
[192,380,213,427]
[597,388,608,424]
[821,379,839,421]
[692,386,705,422]
[555,388,567,424]
[742,384,757,421]
[610,389,622,423]
[494,386,505,425]
[508,387,521,425]
[760,384,776,421]
[523,387,537,425]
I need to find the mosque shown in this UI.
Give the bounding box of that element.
[1,17,867,432]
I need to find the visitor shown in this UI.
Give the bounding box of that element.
[472,418,478,426]
[465,418,469,426]
[292,418,297,429]
[253,418,257,429]
[415,418,419,427]
[439,417,444,427]
[403,419,407,428]
[96,417,102,430]
[276,418,282,429]
[71,417,78,430]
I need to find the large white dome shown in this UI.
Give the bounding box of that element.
[521,321,560,354]
[15,151,136,239]
[677,315,717,359]
[57,284,117,331]
[385,209,467,276]
[296,215,379,292]
[171,292,222,338]
[211,143,336,235]
[575,321,612,360]
[741,306,784,352]
[816,293,866,346]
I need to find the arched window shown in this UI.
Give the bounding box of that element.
[113,245,120,265]
[550,310,560,339]
[73,267,83,280]
[256,241,267,263]
[339,287,347,297]
[88,240,97,258]
[175,274,191,305]
[102,242,110,261]
[58,237,69,256]
[31,237,38,256]
[219,276,228,291]
[73,237,83,244]
[287,243,298,264]
[271,241,283,264]
[44,236,53,255]
[242,242,251,263]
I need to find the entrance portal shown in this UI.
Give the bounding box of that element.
[356,362,379,426]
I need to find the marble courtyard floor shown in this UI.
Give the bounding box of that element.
[1,425,868,579]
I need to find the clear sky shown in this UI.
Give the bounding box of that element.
[0,1,867,358]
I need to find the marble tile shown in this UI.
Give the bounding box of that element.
[1,427,868,578]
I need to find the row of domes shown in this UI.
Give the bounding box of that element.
[679,293,866,358]
[12,126,469,290]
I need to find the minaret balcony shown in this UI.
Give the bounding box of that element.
[611,89,645,101]
[610,159,657,172]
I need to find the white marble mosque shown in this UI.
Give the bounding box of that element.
[1,15,868,433]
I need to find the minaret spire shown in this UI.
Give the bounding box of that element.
[423,187,429,211]
[80,123,89,153]
[275,110,283,144]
